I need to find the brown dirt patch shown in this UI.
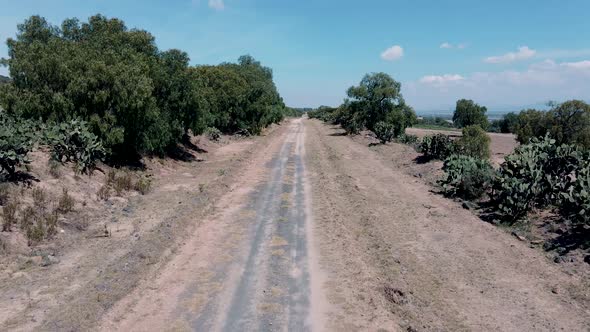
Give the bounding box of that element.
[306,119,590,331]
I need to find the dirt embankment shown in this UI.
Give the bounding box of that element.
[305,119,590,331]
[0,123,289,331]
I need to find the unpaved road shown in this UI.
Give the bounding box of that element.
[100,118,327,331]
[95,118,589,331]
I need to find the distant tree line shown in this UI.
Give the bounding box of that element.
[0,15,288,161]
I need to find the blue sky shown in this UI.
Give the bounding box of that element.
[1,0,590,111]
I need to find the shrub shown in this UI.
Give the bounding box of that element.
[57,188,75,213]
[32,187,47,207]
[397,134,419,147]
[0,183,11,205]
[308,106,337,122]
[373,121,396,144]
[134,176,152,195]
[419,134,457,160]
[457,125,491,159]
[341,112,364,135]
[113,172,134,195]
[45,119,106,174]
[439,155,495,199]
[2,199,19,232]
[205,127,222,141]
[47,159,61,178]
[97,184,111,201]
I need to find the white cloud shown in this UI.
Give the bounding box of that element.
[484,46,536,64]
[405,59,590,110]
[380,45,403,61]
[440,42,452,49]
[420,74,464,84]
[208,0,225,10]
[457,43,467,49]
[561,60,590,69]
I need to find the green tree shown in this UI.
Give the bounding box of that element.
[549,100,590,148]
[499,112,518,133]
[513,109,550,144]
[452,99,489,130]
[341,72,415,135]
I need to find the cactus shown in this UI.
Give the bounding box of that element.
[45,119,105,174]
[0,114,38,178]
[439,154,495,199]
[492,135,585,222]
[419,134,458,160]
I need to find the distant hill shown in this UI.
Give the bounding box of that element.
[0,75,10,84]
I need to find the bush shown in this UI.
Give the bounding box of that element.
[397,134,419,146]
[0,183,11,205]
[113,172,134,195]
[373,121,396,143]
[419,134,457,160]
[439,155,495,200]
[205,127,222,141]
[57,188,75,213]
[134,176,152,195]
[308,106,337,122]
[45,119,106,174]
[2,200,19,232]
[47,159,62,178]
[457,125,491,159]
[492,135,584,222]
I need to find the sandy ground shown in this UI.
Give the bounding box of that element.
[2,118,588,331]
[0,121,300,331]
[99,118,328,331]
[306,119,589,331]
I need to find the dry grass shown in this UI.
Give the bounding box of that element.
[32,187,47,207]
[57,188,75,213]
[113,172,134,196]
[48,159,62,179]
[97,184,111,201]
[0,183,11,205]
[2,199,19,232]
[98,169,152,199]
[134,176,152,195]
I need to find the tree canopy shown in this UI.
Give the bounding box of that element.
[0,15,287,160]
[514,100,590,148]
[339,72,416,138]
[452,99,489,130]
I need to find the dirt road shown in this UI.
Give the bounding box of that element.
[92,117,590,331]
[100,118,327,331]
